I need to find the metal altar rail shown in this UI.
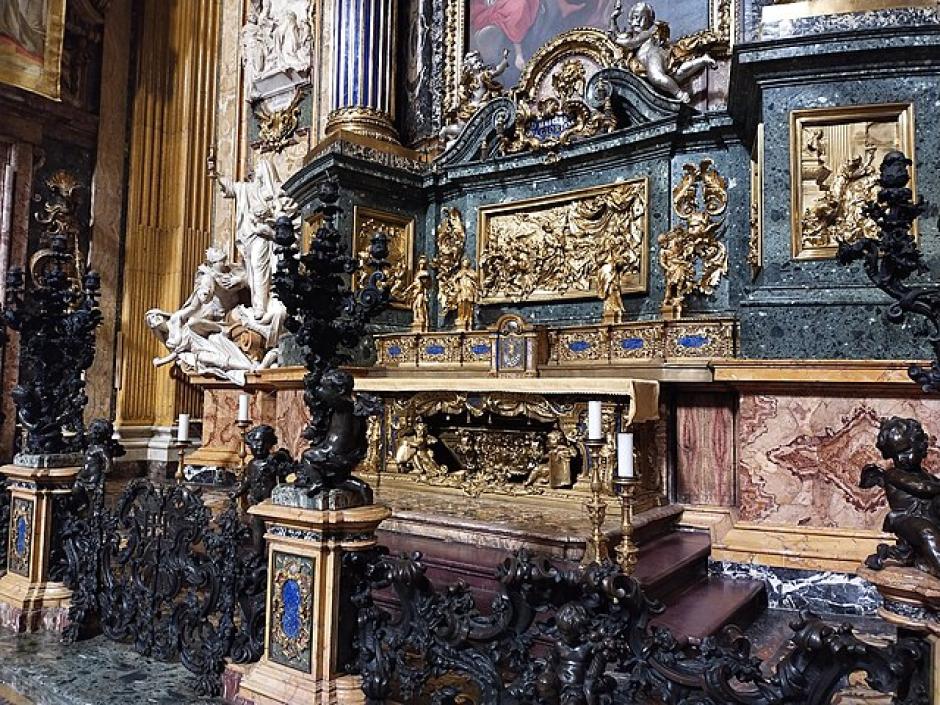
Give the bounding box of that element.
[59,477,266,696]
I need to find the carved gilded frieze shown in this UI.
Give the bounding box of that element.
[478,180,648,304]
[790,103,915,259]
[352,207,415,309]
[553,329,609,364]
[462,334,493,366]
[417,335,462,365]
[376,336,417,367]
[658,159,728,319]
[610,324,665,361]
[664,320,736,358]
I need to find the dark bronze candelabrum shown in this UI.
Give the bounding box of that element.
[269,179,390,510]
[2,234,102,457]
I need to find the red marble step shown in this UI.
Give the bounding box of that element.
[650,575,767,641]
[633,530,711,600]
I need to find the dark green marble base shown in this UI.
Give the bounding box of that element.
[0,632,222,705]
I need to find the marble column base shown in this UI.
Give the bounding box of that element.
[236,501,390,705]
[0,462,78,633]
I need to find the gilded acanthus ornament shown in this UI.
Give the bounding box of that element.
[501,58,616,157]
[432,207,467,316]
[256,89,303,153]
[479,181,648,303]
[608,1,720,103]
[440,50,509,149]
[31,170,86,282]
[658,159,728,319]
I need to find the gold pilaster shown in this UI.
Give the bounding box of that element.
[115,0,221,430]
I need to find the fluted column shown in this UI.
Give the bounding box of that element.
[325,0,399,143]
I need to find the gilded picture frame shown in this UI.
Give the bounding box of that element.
[352,206,415,310]
[476,179,649,305]
[445,0,735,117]
[0,0,67,100]
[789,103,916,260]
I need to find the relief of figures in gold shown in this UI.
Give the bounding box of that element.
[658,159,728,319]
[478,180,648,304]
[352,207,415,309]
[791,103,915,259]
[385,392,583,497]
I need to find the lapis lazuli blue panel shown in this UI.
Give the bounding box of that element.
[388,345,403,357]
[471,344,491,356]
[621,338,645,350]
[568,340,592,353]
[678,335,709,349]
[15,516,26,556]
[426,344,446,355]
[281,579,303,639]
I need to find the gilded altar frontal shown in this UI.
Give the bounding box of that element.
[3,0,940,703]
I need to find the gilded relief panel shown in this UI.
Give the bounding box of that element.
[352,207,415,309]
[790,103,915,259]
[477,180,648,304]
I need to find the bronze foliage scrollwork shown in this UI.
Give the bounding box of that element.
[351,551,929,705]
[60,423,267,696]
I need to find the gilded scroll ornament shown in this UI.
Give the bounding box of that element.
[501,57,616,157]
[433,208,468,320]
[658,159,728,319]
[256,90,303,153]
[791,104,915,259]
[353,207,415,310]
[479,180,648,304]
[608,1,720,104]
[31,170,86,282]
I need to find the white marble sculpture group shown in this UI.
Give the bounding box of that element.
[241,0,312,107]
[146,158,297,386]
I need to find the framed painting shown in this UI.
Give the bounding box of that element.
[444,0,733,108]
[0,0,67,100]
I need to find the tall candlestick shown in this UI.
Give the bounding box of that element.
[237,393,250,423]
[177,413,190,442]
[588,401,603,440]
[617,432,634,478]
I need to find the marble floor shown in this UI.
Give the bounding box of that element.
[0,632,223,705]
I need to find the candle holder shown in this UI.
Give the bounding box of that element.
[236,419,252,511]
[613,476,640,574]
[174,439,191,484]
[581,438,610,566]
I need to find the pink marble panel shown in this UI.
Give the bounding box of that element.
[275,389,309,459]
[738,393,940,530]
[675,392,736,506]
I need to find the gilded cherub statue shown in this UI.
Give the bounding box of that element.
[861,416,940,579]
[526,430,577,488]
[608,1,718,103]
[439,49,510,149]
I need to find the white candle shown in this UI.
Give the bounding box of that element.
[617,432,634,478]
[177,413,190,442]
[588,401,603,440]
[238,393,250,423]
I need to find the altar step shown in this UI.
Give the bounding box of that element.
[377,526,766,642]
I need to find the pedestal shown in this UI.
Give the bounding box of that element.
[858,565,940,697]
[0,462,78,632]
[236,500,391,705]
